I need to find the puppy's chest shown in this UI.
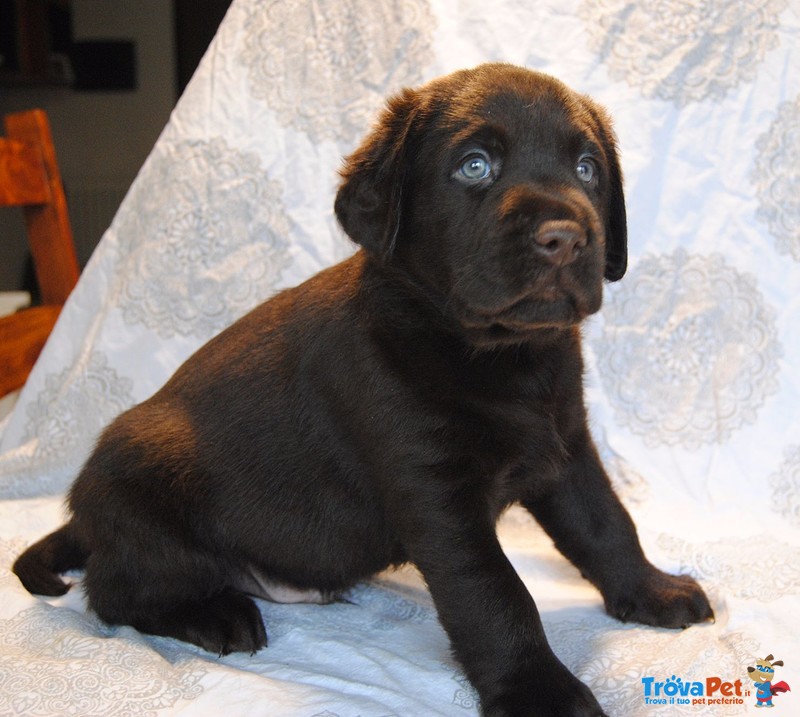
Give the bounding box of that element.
[446,372,571,492]
[481,395,567,475]
[368,330,580,490]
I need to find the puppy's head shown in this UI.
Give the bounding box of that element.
[335,63,627,347]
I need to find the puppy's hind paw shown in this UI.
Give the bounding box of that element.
[135,588,268,655]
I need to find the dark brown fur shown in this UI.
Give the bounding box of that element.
[14,64,712,717]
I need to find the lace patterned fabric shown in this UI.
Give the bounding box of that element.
[594,250,781,449]
[0,0,798,714]
[752,95,800,261]
[579,0,788,106]
[769,445,800,528]
[239,0,435,145]
[114,138,292,340]
[0,606,207,717]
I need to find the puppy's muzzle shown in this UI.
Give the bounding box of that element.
[498,184,602,254]
[451,183,606,343]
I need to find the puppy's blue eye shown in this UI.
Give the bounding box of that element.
[459,154,491,181]
[576,158,596,183]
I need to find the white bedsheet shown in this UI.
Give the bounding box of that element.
[1,1,799,715]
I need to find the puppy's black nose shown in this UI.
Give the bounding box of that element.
[533,220,587,267]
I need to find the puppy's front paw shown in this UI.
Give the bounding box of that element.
[605,567,713,629]
[483,663,608,717]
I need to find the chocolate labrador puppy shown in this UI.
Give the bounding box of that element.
[14,63,712,716]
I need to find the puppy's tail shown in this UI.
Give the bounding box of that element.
[13,522,88,596]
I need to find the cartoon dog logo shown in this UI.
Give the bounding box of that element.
[747,655,791,708]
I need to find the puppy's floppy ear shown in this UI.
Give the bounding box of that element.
[603,143,628,282]
[586,103,628,282]
[335,89,419,260]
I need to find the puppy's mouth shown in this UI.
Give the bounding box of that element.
[455,277,600,345]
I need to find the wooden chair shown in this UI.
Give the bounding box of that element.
[0,109,80,397]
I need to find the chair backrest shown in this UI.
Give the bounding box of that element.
[0,109,80,304]
[0,109,80,396]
